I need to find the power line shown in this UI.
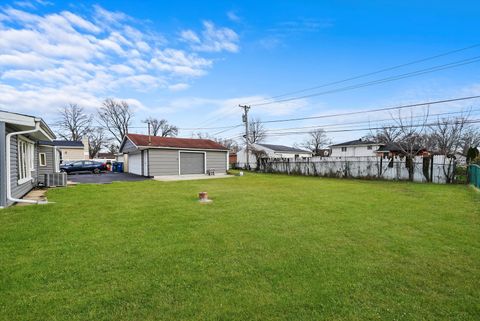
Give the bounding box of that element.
[227,119,480,140]
[262,109,480,133]
[246,43,480,105]
[251,56,480,107]
[257,95,480,124]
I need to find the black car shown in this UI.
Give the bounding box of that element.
[60,160,107,174]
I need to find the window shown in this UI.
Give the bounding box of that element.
[367,146,373,150]
[39,153,47,167]
[341,147,347,152]
[18,138,34,184]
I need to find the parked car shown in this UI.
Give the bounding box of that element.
[60,160,107,174]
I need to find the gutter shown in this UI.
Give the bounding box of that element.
[6,121,49,205]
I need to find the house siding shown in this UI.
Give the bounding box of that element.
[0,122,6,207]
[59,147,85,162]
[206,151,227,172]
[37,145,56,185]
[148,149,179,176]
[122,139,137,153]
[6,125,38,205]
[147,149,228,176]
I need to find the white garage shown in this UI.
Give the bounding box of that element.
[128,152,142,175]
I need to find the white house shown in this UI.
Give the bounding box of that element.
[237,143,312,168]
[330,139,382,157]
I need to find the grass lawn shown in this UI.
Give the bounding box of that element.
[1,173,479,320]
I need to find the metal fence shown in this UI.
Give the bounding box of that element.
[257,155,455,184]
[468,164,480,188]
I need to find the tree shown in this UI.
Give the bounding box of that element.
[87,128,106,159]
[56,104,91,141]
[98,98,133,144]
[429,115,470,183]
[143,117,178,137]
[107,143,119,154]
[466,146,479,164]
[247,117,266,144]
[250,146,268,170]
[301,129,329,156]
[391,108,430,181]
[460,127,480,155]
[193,132,239,152]
[366,126,401,144]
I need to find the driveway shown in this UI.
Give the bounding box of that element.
[67,172,150,184]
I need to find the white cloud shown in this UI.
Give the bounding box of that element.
[168,83,190,91]
[181,20,239,53]
[0,5,239,116]
[227,11,241,23]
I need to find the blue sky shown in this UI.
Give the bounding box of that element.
[1,0,479,145]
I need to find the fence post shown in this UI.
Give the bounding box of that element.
[379,157,383,179]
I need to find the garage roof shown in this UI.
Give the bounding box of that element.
[125,133,228,151]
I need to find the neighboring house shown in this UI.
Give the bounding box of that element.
[93,152,116,163]
[0,110,57,208]
[229,152,237,167]
[376,142,430,157]
[54,137,89,162]
[330,139,382,157]
[316,149,331,157]
[237,143,313,168]
[119,134,229,177]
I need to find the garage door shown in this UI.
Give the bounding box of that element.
[180,152,204,175]
[129,153,142,175]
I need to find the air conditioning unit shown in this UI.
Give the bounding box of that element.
[44,173,67,187]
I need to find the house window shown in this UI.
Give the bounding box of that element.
[39,153,47,167]
[341,147,347,152]
[18,138,34,184]
[367,146,372,150]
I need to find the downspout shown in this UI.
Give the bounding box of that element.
[6,121,48,205]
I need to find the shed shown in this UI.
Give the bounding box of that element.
[119,134,229,177]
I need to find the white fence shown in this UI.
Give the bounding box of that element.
[256,155,455,184]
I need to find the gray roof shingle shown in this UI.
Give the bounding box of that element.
[256,143,310,153]
[330,139,378,147]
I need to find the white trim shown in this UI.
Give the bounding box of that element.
[19,134,34,144]
[17,136,35,183]
[39,152,47,166]
[17,177,33,185]
[226,150,229,170]
[178,150,206,175]
[6,121,48,205]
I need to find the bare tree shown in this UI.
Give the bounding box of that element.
[56,104,91,141]
[460,127,480,155]
[430,114,470,183]
[87,128,107,159]
[98,99,133,144]
[107,143,119,154]
[250,146,268,170]
[391,108,430,181]
[301,129,330,156]
[143,117,178,137]
[193,132,239,152]
[247,117,266,144]
[366,126,402,144]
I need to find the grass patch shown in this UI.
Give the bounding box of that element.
[1,173,479,320]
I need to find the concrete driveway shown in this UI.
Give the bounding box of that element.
[67,172,149,184]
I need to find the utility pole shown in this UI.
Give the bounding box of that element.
[147,121,152,145]
[239,104,251,168]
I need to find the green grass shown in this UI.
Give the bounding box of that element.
[1,173,479,320]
